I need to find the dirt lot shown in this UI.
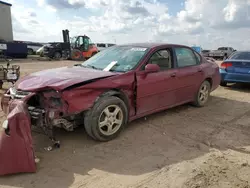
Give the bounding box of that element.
[1,60,250,188]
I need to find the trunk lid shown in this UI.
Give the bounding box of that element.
[224,60,250,74]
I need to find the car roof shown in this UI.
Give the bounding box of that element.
[116,43,191,49]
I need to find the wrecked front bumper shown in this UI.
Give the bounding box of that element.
[0,100,36,176]
[0,89,60,176]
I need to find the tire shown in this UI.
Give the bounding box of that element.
[192,80,211,107]
[91,52,97,57]
[84,96,128,142]
[53,52,62,59]
[28,48,34,55]
[220,81,227,87]
[71,49,84,61]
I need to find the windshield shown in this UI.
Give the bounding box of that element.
[228,52,250,60]
[81,46,149,72]
[218,47,228,50]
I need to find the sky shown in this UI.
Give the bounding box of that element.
[4,0,250,50]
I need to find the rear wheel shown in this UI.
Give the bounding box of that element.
[193,80,211,107]
[91,52,97,57]
[84,96,128,142]
[71,49,84,61]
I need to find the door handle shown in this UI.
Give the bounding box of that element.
[170,73,176,77]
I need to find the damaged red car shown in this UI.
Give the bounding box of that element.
[1,43,220,143]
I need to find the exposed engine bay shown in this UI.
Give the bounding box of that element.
[3,87,86,149]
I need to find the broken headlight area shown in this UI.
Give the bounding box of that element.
[25,90,84,148]
[2,88,85,152]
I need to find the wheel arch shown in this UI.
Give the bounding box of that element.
[204,77,213,88]
[96,89,130,123]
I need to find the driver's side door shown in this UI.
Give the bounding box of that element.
[136,48,179,116]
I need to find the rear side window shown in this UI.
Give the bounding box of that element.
[174,47,198,67]
[229,52,250,60]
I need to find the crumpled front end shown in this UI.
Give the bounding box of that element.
[0,100,36,176]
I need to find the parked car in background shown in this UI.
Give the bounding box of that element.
[36,45,45,57]
[201,50,210,57]
[1,43,220,143]
[43,42,70,59]
[220,51,250,86]
[208,47,236,60]
[96,43,116,52]
[26,42,44,55]
[36,44,50,57]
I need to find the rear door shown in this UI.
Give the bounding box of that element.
[173,47,205,103]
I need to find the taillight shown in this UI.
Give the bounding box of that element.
[220,62,232,69]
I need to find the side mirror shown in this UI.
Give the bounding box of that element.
[145,64,160,73]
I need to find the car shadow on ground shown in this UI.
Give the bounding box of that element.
[225,83,250,93]
[1,92,250,188]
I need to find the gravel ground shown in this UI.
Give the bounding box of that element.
[1,60,250,188]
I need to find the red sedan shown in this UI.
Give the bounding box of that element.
[1,43,220,142]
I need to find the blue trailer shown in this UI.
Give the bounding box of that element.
[0,41,28,58]
[191,46,202,53]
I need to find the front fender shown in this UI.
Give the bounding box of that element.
[62,89,103,113]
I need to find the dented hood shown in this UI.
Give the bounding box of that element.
[16,66,118,91]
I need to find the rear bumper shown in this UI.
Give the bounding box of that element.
[220,69,250,83]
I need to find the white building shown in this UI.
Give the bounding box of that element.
[0,1,13,41]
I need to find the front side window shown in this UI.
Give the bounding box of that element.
[175,47,198,67]
[145,49,172,71]
[81,46,149,72]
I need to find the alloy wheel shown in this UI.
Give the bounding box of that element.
[98,105,123,136]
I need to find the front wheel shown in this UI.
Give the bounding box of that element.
[84,96,128,142]
[53,52,62,60]
[192,80,211,107]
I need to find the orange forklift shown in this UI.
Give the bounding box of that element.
[43,30,99,61]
